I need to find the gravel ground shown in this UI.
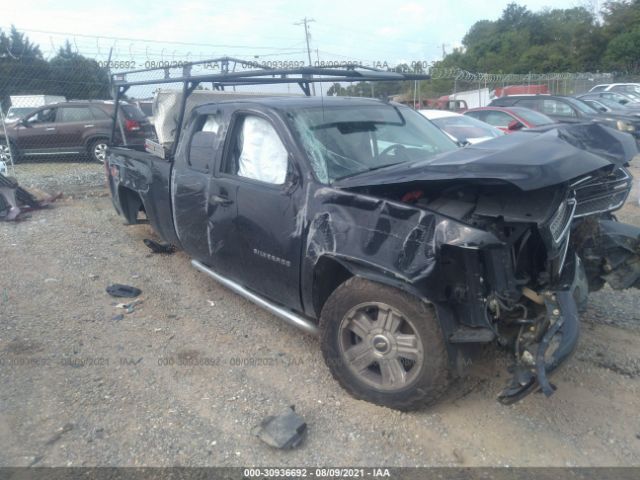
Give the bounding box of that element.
[0,161,639,467]
[9,161,105,194]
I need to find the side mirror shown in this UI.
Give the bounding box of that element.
[507,119,524,131]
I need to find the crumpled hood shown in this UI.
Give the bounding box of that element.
[334,123,638,191]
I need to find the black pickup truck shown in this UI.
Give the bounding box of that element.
[106,62,640,410]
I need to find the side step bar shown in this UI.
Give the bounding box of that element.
[191,260,320,336]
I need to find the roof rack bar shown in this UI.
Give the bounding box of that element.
[111,58,430,89]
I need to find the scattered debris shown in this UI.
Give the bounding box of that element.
[453,448,465,464]
[143,238,175,254]
[45,422,74,446]
[115,299,143,314]
[89,274,99,281]
[106,284,142,298]
[44,278,59,283]
[207,300,216,307]
[0,172,62,221]
[253,406,307,449]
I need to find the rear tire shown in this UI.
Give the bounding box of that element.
[320,277,450,410]
[88,138,108,163]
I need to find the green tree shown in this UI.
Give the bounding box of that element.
[48,40,110,99]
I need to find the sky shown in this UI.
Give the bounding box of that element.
[3,0,592,69]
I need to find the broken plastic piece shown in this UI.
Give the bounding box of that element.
[115,299,143,313]
[143,238,175,254]
[106,284,142,298]
[254,406,307,449]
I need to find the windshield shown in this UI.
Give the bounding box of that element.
[513,108,554,125]
[566,97,599,114]
[429,114,504,143]
[590,98,626,110]
[287,104,457,183]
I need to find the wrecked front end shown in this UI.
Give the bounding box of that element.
[323,124,639,404]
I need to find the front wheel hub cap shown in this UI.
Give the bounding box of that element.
[338,302,424,391]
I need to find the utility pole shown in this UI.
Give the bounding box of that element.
[295,17,316,95]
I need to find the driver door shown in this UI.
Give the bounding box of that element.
[208,110,304,310]
[15,107,59,151]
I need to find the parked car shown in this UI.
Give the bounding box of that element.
[418,109,504,144]
[464,106,555,132]
[107,87,640,410]
[0,100,154,163]
[576,92,640,107]
[589,83,640,95]
[488,95,640,144]
[576,95,640,118]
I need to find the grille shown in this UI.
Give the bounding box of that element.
[549,198,576,244]
[573,168,632,218]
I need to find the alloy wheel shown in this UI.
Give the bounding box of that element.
[338,302,424,391]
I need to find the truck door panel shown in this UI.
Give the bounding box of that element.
[210,112,303,310]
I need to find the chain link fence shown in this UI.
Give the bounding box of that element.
[0,57,637,195]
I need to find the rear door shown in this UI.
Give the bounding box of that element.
[209,109,304,310]
[172,108,230,262]
[55,106,95,150]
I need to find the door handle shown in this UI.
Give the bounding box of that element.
[45,127,56,131]
[210,195,233,206]
[84,124,95,128]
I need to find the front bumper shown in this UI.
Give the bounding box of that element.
[497,256,582,404]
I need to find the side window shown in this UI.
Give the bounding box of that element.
[188,113,224,173]
[464,111,483,121]
[514,99,540,111]
[541,100,576,117]
[223,115,288,185]
[27,108,56,124]
[57,107,94,122]
[90,106,111,120]
[483,111,513,127]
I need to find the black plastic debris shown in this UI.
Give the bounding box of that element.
[253,406,307,449]
[143,238,175,254]
[106,284,142,298]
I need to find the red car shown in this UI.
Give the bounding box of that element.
[464,106,555,133]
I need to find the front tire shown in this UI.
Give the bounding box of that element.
[320,277,450,410]
[0,141,18,164]
[88,138,108,163]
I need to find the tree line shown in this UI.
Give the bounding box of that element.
[0,26,110,110]
[328,1,640,99]
[439,1,640,74]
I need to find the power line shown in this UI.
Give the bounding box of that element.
[3,27,302,51]
[294,17,316,95]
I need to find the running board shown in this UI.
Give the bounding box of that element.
[191,260,319,336]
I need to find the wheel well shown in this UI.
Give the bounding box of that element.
[86,136,109,150]
[312,256,353,317]
[117,185,145,223]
